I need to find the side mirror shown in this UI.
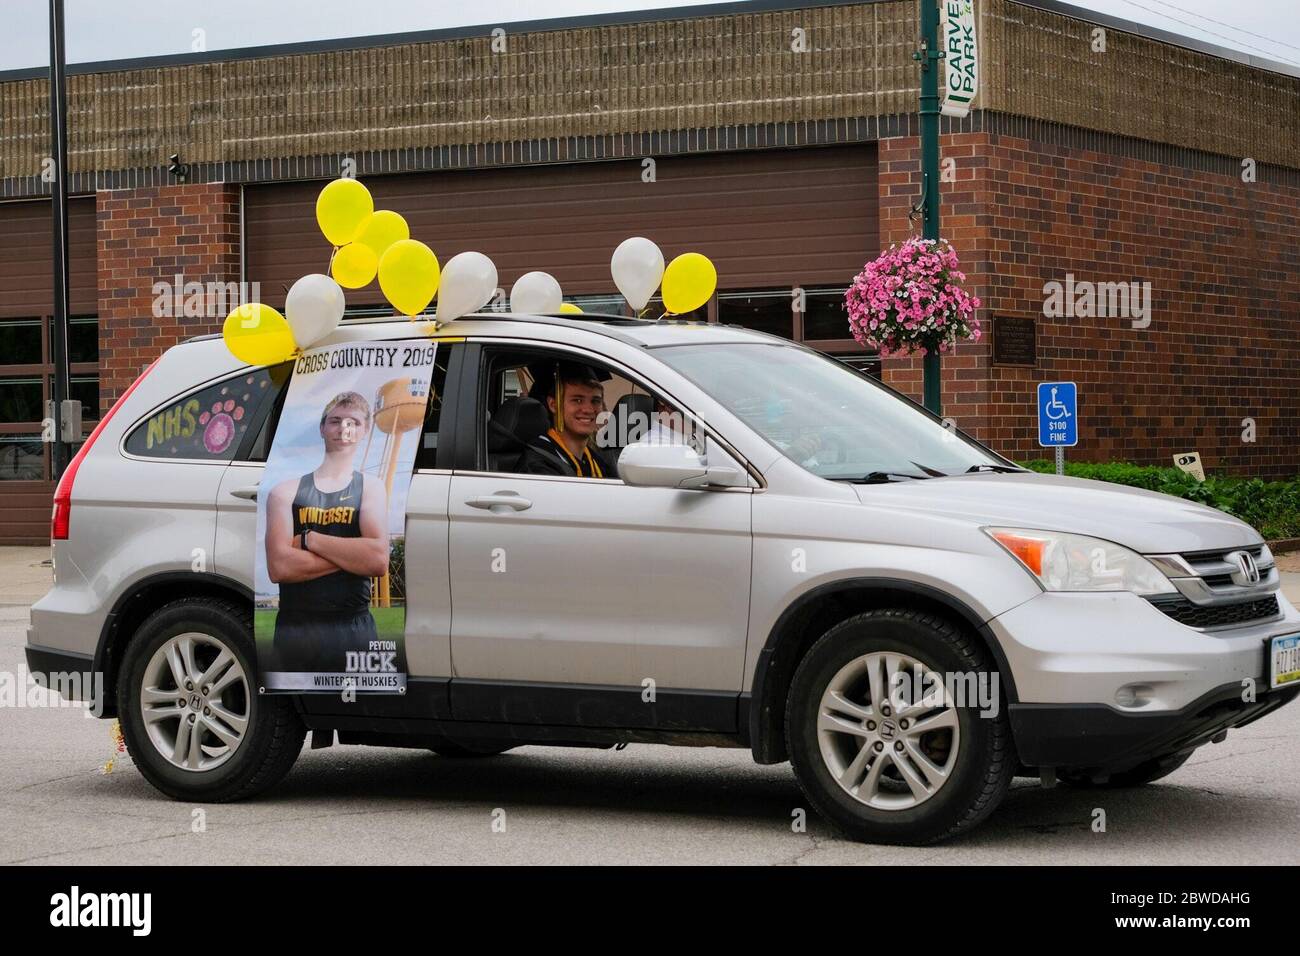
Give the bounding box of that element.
[617,442,744,489]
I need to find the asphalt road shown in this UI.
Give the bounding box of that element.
[2,552,1298,865]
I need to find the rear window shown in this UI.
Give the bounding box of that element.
[124,367,284,461]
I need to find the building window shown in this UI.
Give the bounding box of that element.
[0,377,43,424]
[801,287,853,342]
[70,376,98,418]
[646,294,709,323]
[69,316,99,363]
[0,319,42,365]
[569,293,629,316]
[0,436,45,481]
[708,285,879,377]
[0,315,99,481]
[718,289,795,339]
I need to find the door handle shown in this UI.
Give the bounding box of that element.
[464,493,532,513]
[230,485,260,501]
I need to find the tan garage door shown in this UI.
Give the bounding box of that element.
[0,197,98,544]
[244,146,878,311]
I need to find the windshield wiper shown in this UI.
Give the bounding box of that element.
[856,470,932,483]
[961,464,1025,474]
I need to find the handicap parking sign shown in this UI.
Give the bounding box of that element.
[1037,382,1077,447]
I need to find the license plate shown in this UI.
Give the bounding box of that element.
[1270,634,1300,689]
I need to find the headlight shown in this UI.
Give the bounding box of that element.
[984,527,1177,595]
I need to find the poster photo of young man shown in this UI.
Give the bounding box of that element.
[254,340,436,693]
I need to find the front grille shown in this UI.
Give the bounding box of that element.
[1179,544,1266,563]
[1152,595,1280,629]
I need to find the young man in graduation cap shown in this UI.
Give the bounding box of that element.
[520,361,619,479]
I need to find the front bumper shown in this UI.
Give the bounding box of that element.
[1010,680,1299,769]
[990,589,1299,708]
[989,588,1300,769]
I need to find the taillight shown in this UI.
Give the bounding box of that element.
[52,359,158,541]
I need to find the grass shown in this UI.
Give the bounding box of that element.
[254,605,406,642]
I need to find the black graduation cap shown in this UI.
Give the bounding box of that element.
[526,360,610,403]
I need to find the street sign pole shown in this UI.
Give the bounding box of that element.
[48,0,72,478]
[1055,445,1064,476]
[917,0,943,415]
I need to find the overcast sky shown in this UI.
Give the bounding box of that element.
[0,0,1296,73]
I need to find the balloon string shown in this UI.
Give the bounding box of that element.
[327,245,338,273]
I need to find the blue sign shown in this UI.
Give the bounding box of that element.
[1037,381,1077,447]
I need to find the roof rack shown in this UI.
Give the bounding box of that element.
[184,310,695,345]
[337,311,709,327]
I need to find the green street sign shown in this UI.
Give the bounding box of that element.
[941,0,979,118]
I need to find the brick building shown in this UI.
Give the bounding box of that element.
[1,0,1298,542]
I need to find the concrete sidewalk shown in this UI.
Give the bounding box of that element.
[3,544,1298,609]
[0,547,52,607]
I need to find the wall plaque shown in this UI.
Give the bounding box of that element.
[992,315,1037,367]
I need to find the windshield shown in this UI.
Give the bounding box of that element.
[655,343,1012,480]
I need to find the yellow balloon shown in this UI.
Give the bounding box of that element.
[315,178,373,246]
[331,243,378,289]
[222,303,296,366]
[559,302,583,314]
[353,210,410,259]
[661,252,717,314]
[378,239,441,316]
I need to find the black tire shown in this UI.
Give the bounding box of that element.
[429,741,517,758]
[117,597,305,802]
[1059,750,1193,789]
[785,608,1015,845]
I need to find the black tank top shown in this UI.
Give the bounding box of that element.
[279,470,372,614]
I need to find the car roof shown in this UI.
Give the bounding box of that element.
[186,312,795,350]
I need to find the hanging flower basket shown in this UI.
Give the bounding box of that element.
[844,237,981,357]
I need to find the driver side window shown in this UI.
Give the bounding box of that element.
[476,347,730,479]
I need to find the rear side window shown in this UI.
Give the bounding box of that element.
[124,366,288,461]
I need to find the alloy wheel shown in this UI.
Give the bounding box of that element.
[816,651,961,810]
[139,632,250,772]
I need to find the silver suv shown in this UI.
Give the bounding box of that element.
[25,314,1300,845]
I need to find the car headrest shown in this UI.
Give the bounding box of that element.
[610,393,656,444]
[488,396,550,452]
[614,393,656,417]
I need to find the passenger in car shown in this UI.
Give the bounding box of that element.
[520,362,618,479]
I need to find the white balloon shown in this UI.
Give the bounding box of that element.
[284,273,345,349]
[436,251,499,322]
[510,271,563,314]
[610,236,664,311]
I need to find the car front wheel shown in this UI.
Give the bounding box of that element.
[786,608,1015,845]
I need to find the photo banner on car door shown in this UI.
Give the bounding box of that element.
[254,340,436,694]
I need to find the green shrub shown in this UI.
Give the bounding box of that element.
[1020,460,1300,540]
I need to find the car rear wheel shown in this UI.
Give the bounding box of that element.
[786,608,1015,845]
[118,597,305,802]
